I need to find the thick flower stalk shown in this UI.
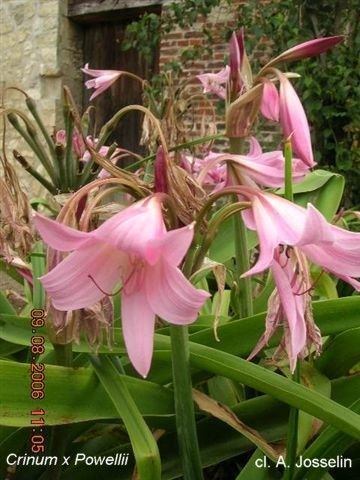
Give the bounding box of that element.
[33,195,209,377]
[235,186,360,369]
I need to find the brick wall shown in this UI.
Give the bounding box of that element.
[158,0,277,150]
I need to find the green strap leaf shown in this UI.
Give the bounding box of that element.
[315,327,360,378]
[293,398,360,480]
[189,297,360,358]
[1,297,359,359]
[185,343,360,439]
[90,355,161,480]
[0,359,174,427]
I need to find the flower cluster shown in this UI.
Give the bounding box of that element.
[33,30,360,378]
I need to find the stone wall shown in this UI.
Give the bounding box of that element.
[0,0,82,195]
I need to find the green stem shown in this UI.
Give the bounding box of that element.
[53,343,73,367]
[229,138,253,319]
[232,210,253,318]
[54,145,66,192]
[282,138,299,480]
[25,96,56,158]
[7,113,58,185]
[170,324,204,480]
[13,150,57,194]
[182,242,199,277]
[283,363,300,480]
[284,140,294,202]
[64,106,75,190]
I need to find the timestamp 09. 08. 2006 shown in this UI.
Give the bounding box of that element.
[29,308,46,454]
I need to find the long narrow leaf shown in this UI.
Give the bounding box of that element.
[90,355,161,480]
[0,359,174,427]
[183,343,360,439]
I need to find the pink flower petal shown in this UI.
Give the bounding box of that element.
[229,30,244,74]
[260,81,280,121]
[302,244,360,278]
[335,274,360,292]
[146,261,210,325]
[95,197,166,257]
[40,242,123,311]
[55,130,66,145]
[145,223,195,266]
[298,204,336,245]
[247,136,262,157]
[82,64,122,100]
[197,151,307,189]
[88,81,116,101]
[121,288,155,378]
[242,196,279,276]
[197,66,230,99]
[269,36,344,66]
[81,64,122,78]
[33,213,91,251]
[279,76,315,167]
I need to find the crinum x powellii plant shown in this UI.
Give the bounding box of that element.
[1,27,360,480]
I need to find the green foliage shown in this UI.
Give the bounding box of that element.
[122,13,162,67]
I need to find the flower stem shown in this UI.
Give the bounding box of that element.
[284,139,294,202]
[232,210,253,318]
[283,138,299,480]
[283,363,300,480]
[170,324,204,480]
[229,138,253,319]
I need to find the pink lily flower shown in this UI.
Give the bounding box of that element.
[81,64,123,100]
[236,187,360,370]
[33,196,209,377]
[55,130,121,178]
[195,137,310,189]
[279,74,315,167]
[181,151,227,191]
[265,36,344,69]
[197,66,230,99]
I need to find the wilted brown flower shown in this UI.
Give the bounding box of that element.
[0,156,34,262]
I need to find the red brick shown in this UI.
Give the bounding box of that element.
[163,32,184,40]
[176,40,190,47]
[184,31,203,39]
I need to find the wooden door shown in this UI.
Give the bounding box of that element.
[68,2,161,155]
